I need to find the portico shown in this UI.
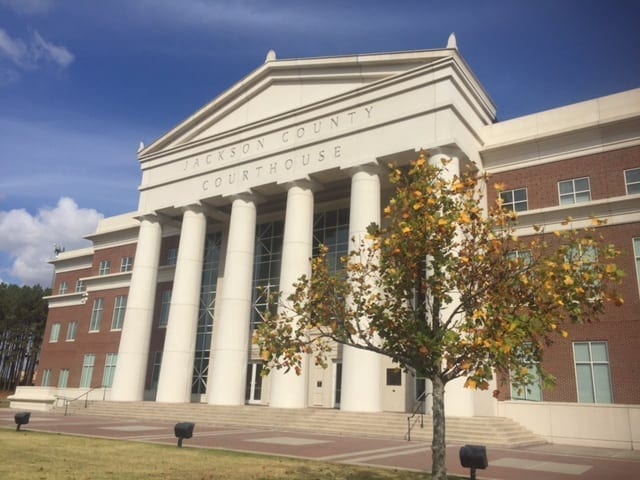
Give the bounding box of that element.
[109,46,497,414]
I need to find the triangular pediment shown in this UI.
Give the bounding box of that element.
[141,49,457,157]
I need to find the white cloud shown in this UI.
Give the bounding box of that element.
[0,197,103,286]
[0,27,74,75]
[32,30,74,67]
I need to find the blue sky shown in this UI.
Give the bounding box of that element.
[0,0,639,286]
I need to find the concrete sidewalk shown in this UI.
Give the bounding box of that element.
[1,409,639,479]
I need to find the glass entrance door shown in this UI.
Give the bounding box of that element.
[245,363,263,404]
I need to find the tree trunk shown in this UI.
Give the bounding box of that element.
[431,374,447,480]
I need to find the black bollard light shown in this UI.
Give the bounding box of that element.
[459,444,488,480]
[174,422,195,447]
[15,412,31,432]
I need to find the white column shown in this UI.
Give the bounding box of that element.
[208,195,257,405]
[111,215,162,401]
[341,166,384,412]
[269,182,314,408]
[156,206,207,403]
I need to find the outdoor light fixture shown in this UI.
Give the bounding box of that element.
[14,412,31,432]
[174,422,195,447]
[459,444,488,480]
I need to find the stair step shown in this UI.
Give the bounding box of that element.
[56,401,544,447]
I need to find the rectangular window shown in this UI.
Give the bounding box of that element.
[41,369,52,387]
[159,290,171,327]
[386,368,402,386]
[75,279,86,292]
[166,248,178,266]
[625,168,640,195]
[120,256,133,272]
[98,260,111,276]
[510,364,542,401]
[111,295,127,330]
[89,298,104,332]
[150,351,162,392]
[500,188,528,212]
[573,341,613,403]
[633,238,640,297]
[66,321,78,341]
[102,353,117,388]
[58,369,69,388]
[58,281,68,294]
[50,323,61,342]
[558,177,591,205]
[507,250,532,265]
[80,354,95,388]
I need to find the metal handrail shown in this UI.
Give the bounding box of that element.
[60,386,106,416]
[406,391,431,441]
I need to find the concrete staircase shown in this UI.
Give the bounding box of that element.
[58,400,544,448]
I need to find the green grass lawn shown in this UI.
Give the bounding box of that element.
[0,429,438,480]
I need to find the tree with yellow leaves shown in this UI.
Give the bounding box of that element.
[256,151,624,480]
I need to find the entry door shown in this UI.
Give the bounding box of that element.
[333,362,342,408]
[245,363,263,404]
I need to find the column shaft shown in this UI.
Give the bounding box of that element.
[111,216,162,401]
[341,168,384,412]
[269,184,314,408]
[156,206,207,403]
[208,196,257,405]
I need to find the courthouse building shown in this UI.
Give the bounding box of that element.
[13,39,640,447]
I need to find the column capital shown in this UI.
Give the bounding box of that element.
[277,176,322,192]
[134,212,161,224]
[341,160,382,177]
[223,189,264,205]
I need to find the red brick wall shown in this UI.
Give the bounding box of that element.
[92,244,137,276]
[493,207,640,404]
[487,145,640,208]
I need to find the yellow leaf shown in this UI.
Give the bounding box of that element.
[605,264,617,273]
[563,275,574,286]
[493,182,506,192]
[464,378,477,390]
[459,212,471,224]
[402,226,412,234]
[438,218,448,226]
[561,330,569,338]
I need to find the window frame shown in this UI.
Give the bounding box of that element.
[58,281,68,295]
[89,298,104,332]
[110,295,127,331]
[49,323,61,343]
[510,363,543,401]
[166,248,178,266]
[158,289,171,328]
[41,369,52,387]
[573,341,613,403]
[558,177,591,205]
[75,279,86,292]
[624,167,640,195]
[120,256,133,272]
[98,260,111,276]
[80,354,96,388]
[66,321,78,341]
[499,187,529,212]
[58,369,70,388]
[102,353,118,388]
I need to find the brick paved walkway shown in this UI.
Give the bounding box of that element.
[2,409,639,479]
